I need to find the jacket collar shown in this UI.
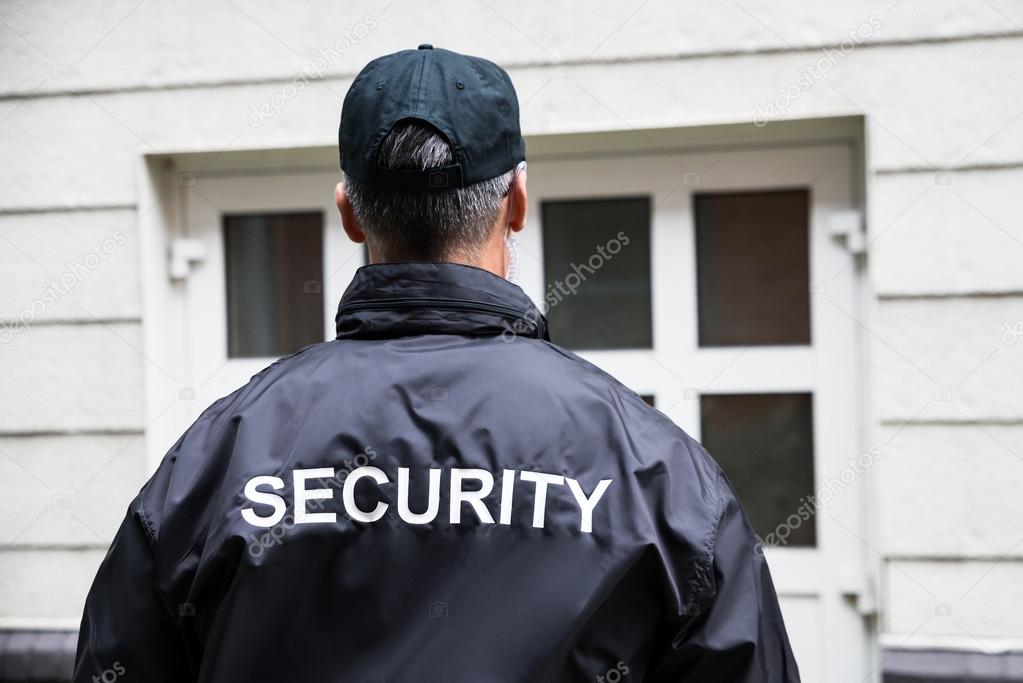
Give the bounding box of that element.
[335,262,549,341]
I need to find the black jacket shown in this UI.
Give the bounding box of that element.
[75,262,799,682]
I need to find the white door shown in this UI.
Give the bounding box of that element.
[518,144,872,681]
[179,145,872,679]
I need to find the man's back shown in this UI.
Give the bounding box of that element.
[75,263,797,681]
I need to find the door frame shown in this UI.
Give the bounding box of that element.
[136,139,874,680]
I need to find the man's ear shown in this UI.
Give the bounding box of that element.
[507,170,527,234]
[335,181,365,244]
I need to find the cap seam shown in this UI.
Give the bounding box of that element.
[414,50,428,115]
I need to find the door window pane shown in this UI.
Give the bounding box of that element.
[541,196,652,350]
[695,190,810,346]
[700,392,816,547]
[223,211,324,358]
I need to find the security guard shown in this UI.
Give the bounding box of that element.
[75,45,799,682]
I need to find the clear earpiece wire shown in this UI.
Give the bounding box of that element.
[505,232,521,284]
[504,160,527,284]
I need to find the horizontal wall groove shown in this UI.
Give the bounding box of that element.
[0,544,110,552]
[879,418,1023,426]
[875,160,1023,176]
[877,291,1023,301]
[0,317,141,328]
[0,428,142,438]
[1,30,1020,102]
[885,555,1023,563]
[0,203,136,217]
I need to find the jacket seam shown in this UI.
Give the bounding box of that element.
[135,396,234,551]
[133,346,317,554]
[137,492,159,548]
[685,467,727,614]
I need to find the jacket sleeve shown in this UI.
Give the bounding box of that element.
[651,470,801,682]
[73,496,194,683]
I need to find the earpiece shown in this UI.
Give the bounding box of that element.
[505,231,521,285]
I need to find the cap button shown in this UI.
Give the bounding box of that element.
[418,43,433,50]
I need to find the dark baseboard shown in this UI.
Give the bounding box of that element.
[0,631,75,683]
[884,648,1023,683]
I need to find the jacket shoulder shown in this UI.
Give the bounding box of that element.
[135,341,334,545]
[526,339,730,608]
[531,339,718,464]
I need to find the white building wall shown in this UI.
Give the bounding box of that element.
[1,0,1022,660]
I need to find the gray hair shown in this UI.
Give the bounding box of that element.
[344,120,515,261]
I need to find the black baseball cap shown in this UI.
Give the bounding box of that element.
[339,44,525,192]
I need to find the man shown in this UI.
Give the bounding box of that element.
[75,45,799,682]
